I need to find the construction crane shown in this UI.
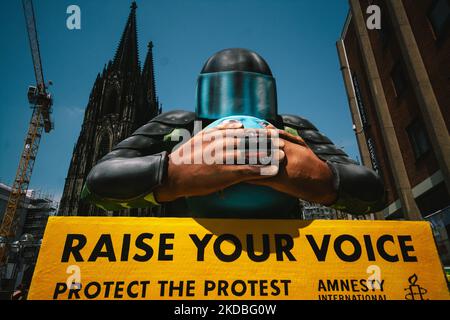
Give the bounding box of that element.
[0,0,53,267]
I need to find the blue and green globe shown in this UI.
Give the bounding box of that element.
[185,115,298,218]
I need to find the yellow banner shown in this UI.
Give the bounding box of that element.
[29,217,449,300]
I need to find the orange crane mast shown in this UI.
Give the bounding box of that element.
[0,0,53,266]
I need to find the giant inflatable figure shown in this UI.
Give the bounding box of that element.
[82,48,385,218]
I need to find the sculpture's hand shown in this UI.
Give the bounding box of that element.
[247,126,337,206]
[154,121,285,202]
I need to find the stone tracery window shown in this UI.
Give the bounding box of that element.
[96,133,111,162]
[102,87,120,116]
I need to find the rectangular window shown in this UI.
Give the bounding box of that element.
[428,0,450,38]
[367,137,380,173]
[391,63,408,97]
[407,120,431,159]
[352,73,369,128]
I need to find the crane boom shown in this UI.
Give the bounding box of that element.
[22,0,45,91]
[0,0,53,267]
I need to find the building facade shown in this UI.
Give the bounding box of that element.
[59,2,160,217]
[301,201,363,220]
[0,183,31,239]
[337,0,450,220]
[22,193,56,241]
[0,183,57,297]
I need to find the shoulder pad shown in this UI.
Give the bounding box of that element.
[152,110,196,126]
[297,129,332,145]
[133,121,175,137]
[310,144,347,156]
[317,154,359,165]
[281,114,317,131]
[113,135,162,151]
[98,149,143,162]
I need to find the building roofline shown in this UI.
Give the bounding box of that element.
[340,10,353,40]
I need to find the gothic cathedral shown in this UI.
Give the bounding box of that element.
[59,2,160,216]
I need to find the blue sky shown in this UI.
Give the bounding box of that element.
[0,0,354,202]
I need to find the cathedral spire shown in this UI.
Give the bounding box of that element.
[59,1,156,217]
[113,1,139,75]
[142,41,158,115]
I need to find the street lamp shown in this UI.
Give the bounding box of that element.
[13,233,36,284]
[2,233,39,298]
[0,232,43,299]
[10,241,20,253]
[20,234,35,244]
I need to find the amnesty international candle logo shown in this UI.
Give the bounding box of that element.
[404,274,428,300]
[28,217,450,300]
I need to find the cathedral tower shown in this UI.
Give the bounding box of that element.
[59,2,159,216]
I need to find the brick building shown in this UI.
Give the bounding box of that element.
[337,0,450,220]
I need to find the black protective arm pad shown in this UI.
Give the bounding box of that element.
[327,161,385,215]
[281,114,385,215]
[85,151,168,201]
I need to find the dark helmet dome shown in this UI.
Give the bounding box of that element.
[201,48,273,76]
